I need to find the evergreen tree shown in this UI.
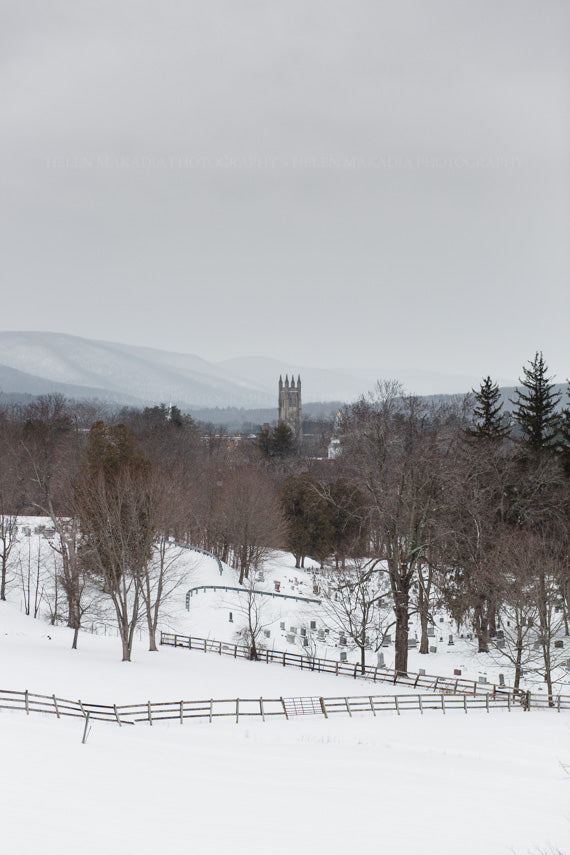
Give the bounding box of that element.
[511,352,561,451]
[468,376,509,439]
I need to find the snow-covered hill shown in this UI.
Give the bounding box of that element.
[0,542,569,855]
[0,331,370,408]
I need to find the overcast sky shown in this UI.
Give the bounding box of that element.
[1,0,568,393]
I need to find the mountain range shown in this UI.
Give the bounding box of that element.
[0,331,367,410]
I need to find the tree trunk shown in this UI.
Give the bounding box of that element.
[513,625,523,690]
[394,586,410,674]
[474,601,489,653]
[418,583,429,654]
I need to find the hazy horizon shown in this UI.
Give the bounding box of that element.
[1,1,568,385]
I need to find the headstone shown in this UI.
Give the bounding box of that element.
[286,633,294,644]
[478,675,488,684]
[377,652,385,668]
[430,646,437,653]
[427,627,435,637]
[496,630,504,640]
[506,621,510,627]
[313,585,319,594]
[300,627,306,637]
[289,626,297,634]
[280,621,285,630]
[339,636,347,646]
[554,640,564,648]
[310,621,317,630]
[274,581,280,592]
[340,651,347,662]
[565,659,570,670]
[229,612,233,623]
[303,638,308,647]
[439,617,444,623]
[408,638,418,648]
[454,669,461,676]
[448,635,454,646]
[256,572,265,582]
[533,641,541,650]
[419,668,426,676]
[318,629,325,640]
[264,629,271,638]
[499,674,505,686]
[496,640,506,649]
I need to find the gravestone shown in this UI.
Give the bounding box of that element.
[286,633,294,644]
[478,675,488,684]
[318,629,325,640]
[565,659,570,670]
[439,617,444,623]
[419,668,426,676]
[534,641,541,650]
[264,629,271,638]
[377,652,385,668]
[340,651,347,662]
[496,630,504,640]
[339,636,347,646]
[427,627,435,637]
[300,628,306,637]
[496,640,506,649]
[303,638,308,647]
[310,620,317,630]
[499,674,505,686]
[280,621,285,630]
[448,635,454,646]
[408,638,418,648]
[229,612,233,623]
[430,646,437,653]
[554,640,564,649]
[454,669,461,676]
[290,627,297,634]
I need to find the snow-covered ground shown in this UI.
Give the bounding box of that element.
[1,521,569,854]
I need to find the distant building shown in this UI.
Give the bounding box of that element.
[327,410,342,459]
[278,374,302,440]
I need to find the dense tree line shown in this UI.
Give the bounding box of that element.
[0,353,567,682]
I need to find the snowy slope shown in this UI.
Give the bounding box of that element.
[1,527,569,854]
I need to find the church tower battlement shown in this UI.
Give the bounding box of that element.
[278,374,302,440]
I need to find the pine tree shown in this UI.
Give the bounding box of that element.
[468,376,509,439]
[511,352,562,451]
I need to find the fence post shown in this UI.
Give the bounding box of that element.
[53,694,60,719]
[82,712,91,744]
[114,704,122,726]
[374,667,378,682]
[25,690,29,715]
[320,697,328,719]
[485,694,489,714]
[418,695,423,715]
[209,699,213,723]
[174,634,177,648]
[281,697,289,720]
[236,698,239,724]
[345,698,352,717]
[507,693,511,712]
[441,693,446,715]
[557,695,561,713]
[394,695,400,716]
[463,694,467,714]
[369,696,376,717]
[219,641,222,655]
[259,698,265,722]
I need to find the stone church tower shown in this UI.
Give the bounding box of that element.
[278,375,302,440]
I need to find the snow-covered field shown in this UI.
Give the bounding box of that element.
[1,522,569,854]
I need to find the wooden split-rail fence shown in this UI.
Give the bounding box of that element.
[2,686,566,732]
[160,631,530,701]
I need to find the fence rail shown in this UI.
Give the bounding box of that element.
[162,631,556,703]
[185,584,321,610]
[3,687,562,730]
